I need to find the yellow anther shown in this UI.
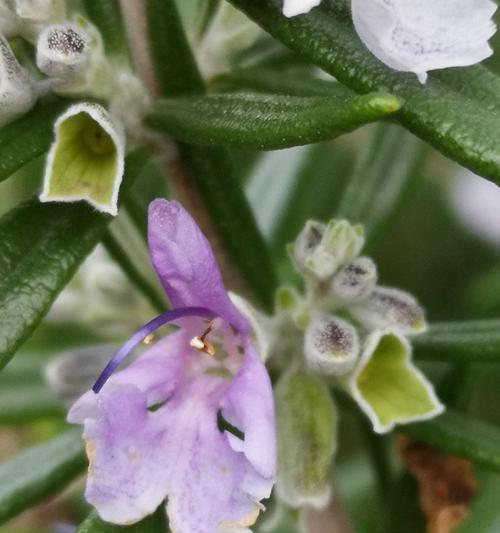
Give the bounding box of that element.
[143,333,155,345]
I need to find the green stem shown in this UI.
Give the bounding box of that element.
[145,0,278,311]
[82,0,131,60]
[101,229,166,313]
[358,413,393,501]
[123,194,148,240]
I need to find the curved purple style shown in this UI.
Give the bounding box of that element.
[92,306,217,393]
[68,200,276,533]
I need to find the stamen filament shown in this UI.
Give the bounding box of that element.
[92,306,217,393]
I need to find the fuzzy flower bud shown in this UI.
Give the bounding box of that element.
[304,314,360,375]
[331,256,377,303]
[349,286,426,335]
[0,36,36,126]
[36,23,90,80]
[276,371,337,508]
[292,219,364,281]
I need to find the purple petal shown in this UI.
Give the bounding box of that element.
[80,382,171,524]
[68,330,190,423]
[220,341,277,479]
[162,375,273,533]
[148,200,249,334]
[72,369,274,530]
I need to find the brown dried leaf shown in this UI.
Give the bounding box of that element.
[397,436,478,533]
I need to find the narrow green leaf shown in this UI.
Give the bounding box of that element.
[336,123,425,248]
[147,0,278,310]
[0,150,148,370]
[146,92,401,150]
[0,384,64,424]
[212,65,348,97]
[0,429,86,524]
[386,472,425,533]
[402,410,500,472]
[77,506,168,533]
[82,0,131,59]
[0,99,68,182]
[147,0,204,96]
[101,229,166,313]
[414,320,500,363]
[272,144,353,237]
[229,0,500,184]
[455,467,500,533]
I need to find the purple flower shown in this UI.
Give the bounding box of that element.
[68,200,276,531]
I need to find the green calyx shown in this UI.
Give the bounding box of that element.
[40,103,125,216]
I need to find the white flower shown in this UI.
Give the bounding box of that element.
[280,0,497,82]
[352,0,497,83]
[282,0,321,17]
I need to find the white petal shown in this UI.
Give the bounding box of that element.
[352,0,497,82]
[282,0,321,18]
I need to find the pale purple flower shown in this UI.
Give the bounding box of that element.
[68,200,276,531]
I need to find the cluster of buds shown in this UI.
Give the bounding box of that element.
[0,1,150,215]
[236,218,444,511]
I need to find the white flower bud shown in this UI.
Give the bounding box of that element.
[0,36,36,126]
[349,286,426,335]
[36,23,90,80]
[304,314,360,376]
[352,0,497,84]
[292,219,325,271]
[282,0,321,18]
[331,256,377,303]
[292,219,365,281]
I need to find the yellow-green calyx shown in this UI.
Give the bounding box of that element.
[40,102,125,215]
